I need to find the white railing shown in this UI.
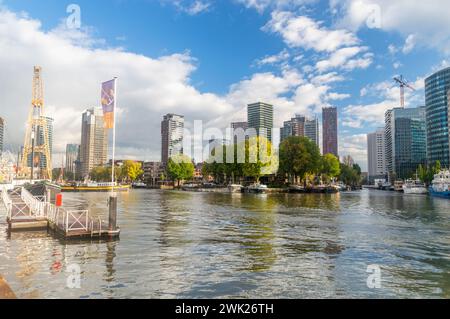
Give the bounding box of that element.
[65,210,90,232]
[1,186,12,219]
[21,187,46,218]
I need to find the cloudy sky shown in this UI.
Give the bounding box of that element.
[1,0,449,170]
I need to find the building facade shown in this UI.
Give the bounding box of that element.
[385,106,427,180]
[247,102,274,142]
[280,115,319,146]
[305,117,320,146]
[65,144,79,176]
[0,117,4,156]
[322,107,338,157]
[161,114,184,165]
[79,108,108,179]
[425,67,450,168]
[367,128,386,182]
[143,161,164,186]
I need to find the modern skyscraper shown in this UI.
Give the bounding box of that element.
[367,128,386,181]
[385,106,427,179]
[0,117,4,156]
[79,108,108,179]
[305,117,320,146]
[161,114,184,164]
[36,116,53,171]
[322,107,338,157]
[65,144,80,175]
[247,102,274,142]
[425,67,450,168]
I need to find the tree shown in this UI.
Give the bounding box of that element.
[167,154,195,186]
[279,136,321,185]
[121,160,144,182]
[339,163,361,187]
[321,153,341,184]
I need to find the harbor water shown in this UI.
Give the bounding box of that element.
[0,189,449,298]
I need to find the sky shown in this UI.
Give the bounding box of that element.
[1,0,450,171]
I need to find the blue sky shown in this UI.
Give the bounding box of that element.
[1,0,449,169]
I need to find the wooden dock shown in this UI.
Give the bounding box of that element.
[2,186,120,240]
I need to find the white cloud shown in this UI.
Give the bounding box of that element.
[254,49,290,66]
[236,0,316,13]
[169,0,212,15]
[332,0,450,53]
[402,34,416,54]
[0,8,343,165]
[263,11,359,52]
[339,134,367,169]
[315,46,372,72]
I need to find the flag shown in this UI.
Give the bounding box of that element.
[101,79,116,129]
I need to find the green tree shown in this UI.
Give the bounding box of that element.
[279,136,322,185]
[167,154,195,186]
[321,153,341,184]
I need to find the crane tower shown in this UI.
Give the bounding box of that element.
[21,66,52,180]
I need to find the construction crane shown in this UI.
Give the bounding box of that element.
[393,75,415,108]
[21,66,53,180]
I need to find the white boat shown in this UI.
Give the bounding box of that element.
[247,183,268,194]
[429,170,450,199]
[228,184,243,193]
[402,179,428,194]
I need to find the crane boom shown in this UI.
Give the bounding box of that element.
[393,75,415,108]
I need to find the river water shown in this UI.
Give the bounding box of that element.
[0,189,449,299]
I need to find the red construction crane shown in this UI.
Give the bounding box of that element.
[393,75,415,108]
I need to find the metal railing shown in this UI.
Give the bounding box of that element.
[3,187,104,236]
[21,187,46,218]
[65,210,89,232]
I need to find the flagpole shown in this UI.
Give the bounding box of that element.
[111,77,118,196]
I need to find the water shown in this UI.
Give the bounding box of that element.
[0,189,449,299]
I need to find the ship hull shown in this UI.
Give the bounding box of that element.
[429,188,450,198]
[61,185,131,192]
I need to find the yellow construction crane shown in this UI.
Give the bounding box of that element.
[21,66,52,180]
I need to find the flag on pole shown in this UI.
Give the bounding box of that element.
[101,79,116,129]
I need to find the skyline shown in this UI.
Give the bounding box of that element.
[1,1,450,171]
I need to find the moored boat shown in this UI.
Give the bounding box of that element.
[61,182,131,192]
[429,170,450,198]
[247,183,268,194]
[402,179,428,194]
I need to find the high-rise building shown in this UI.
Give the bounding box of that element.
[231,121,248,131]
[247,102,274,142]
[0,117,4,156]
[36,116,53,171]
[305,117,319,146]
[161,114,184,164]
[79,108,108,179]
[385,106,427,180]
[280,115,319,146]
[425,67,450,168]
[367,128,386,181]
[65,144,79,175]
[322,107,338,157]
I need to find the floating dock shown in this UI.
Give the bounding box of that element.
[1,186,120,240]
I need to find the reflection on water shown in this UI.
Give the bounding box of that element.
[0,189,449,298]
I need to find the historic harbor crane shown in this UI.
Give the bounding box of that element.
[21,66,52,180]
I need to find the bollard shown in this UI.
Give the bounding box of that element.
[108,195,117,231]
